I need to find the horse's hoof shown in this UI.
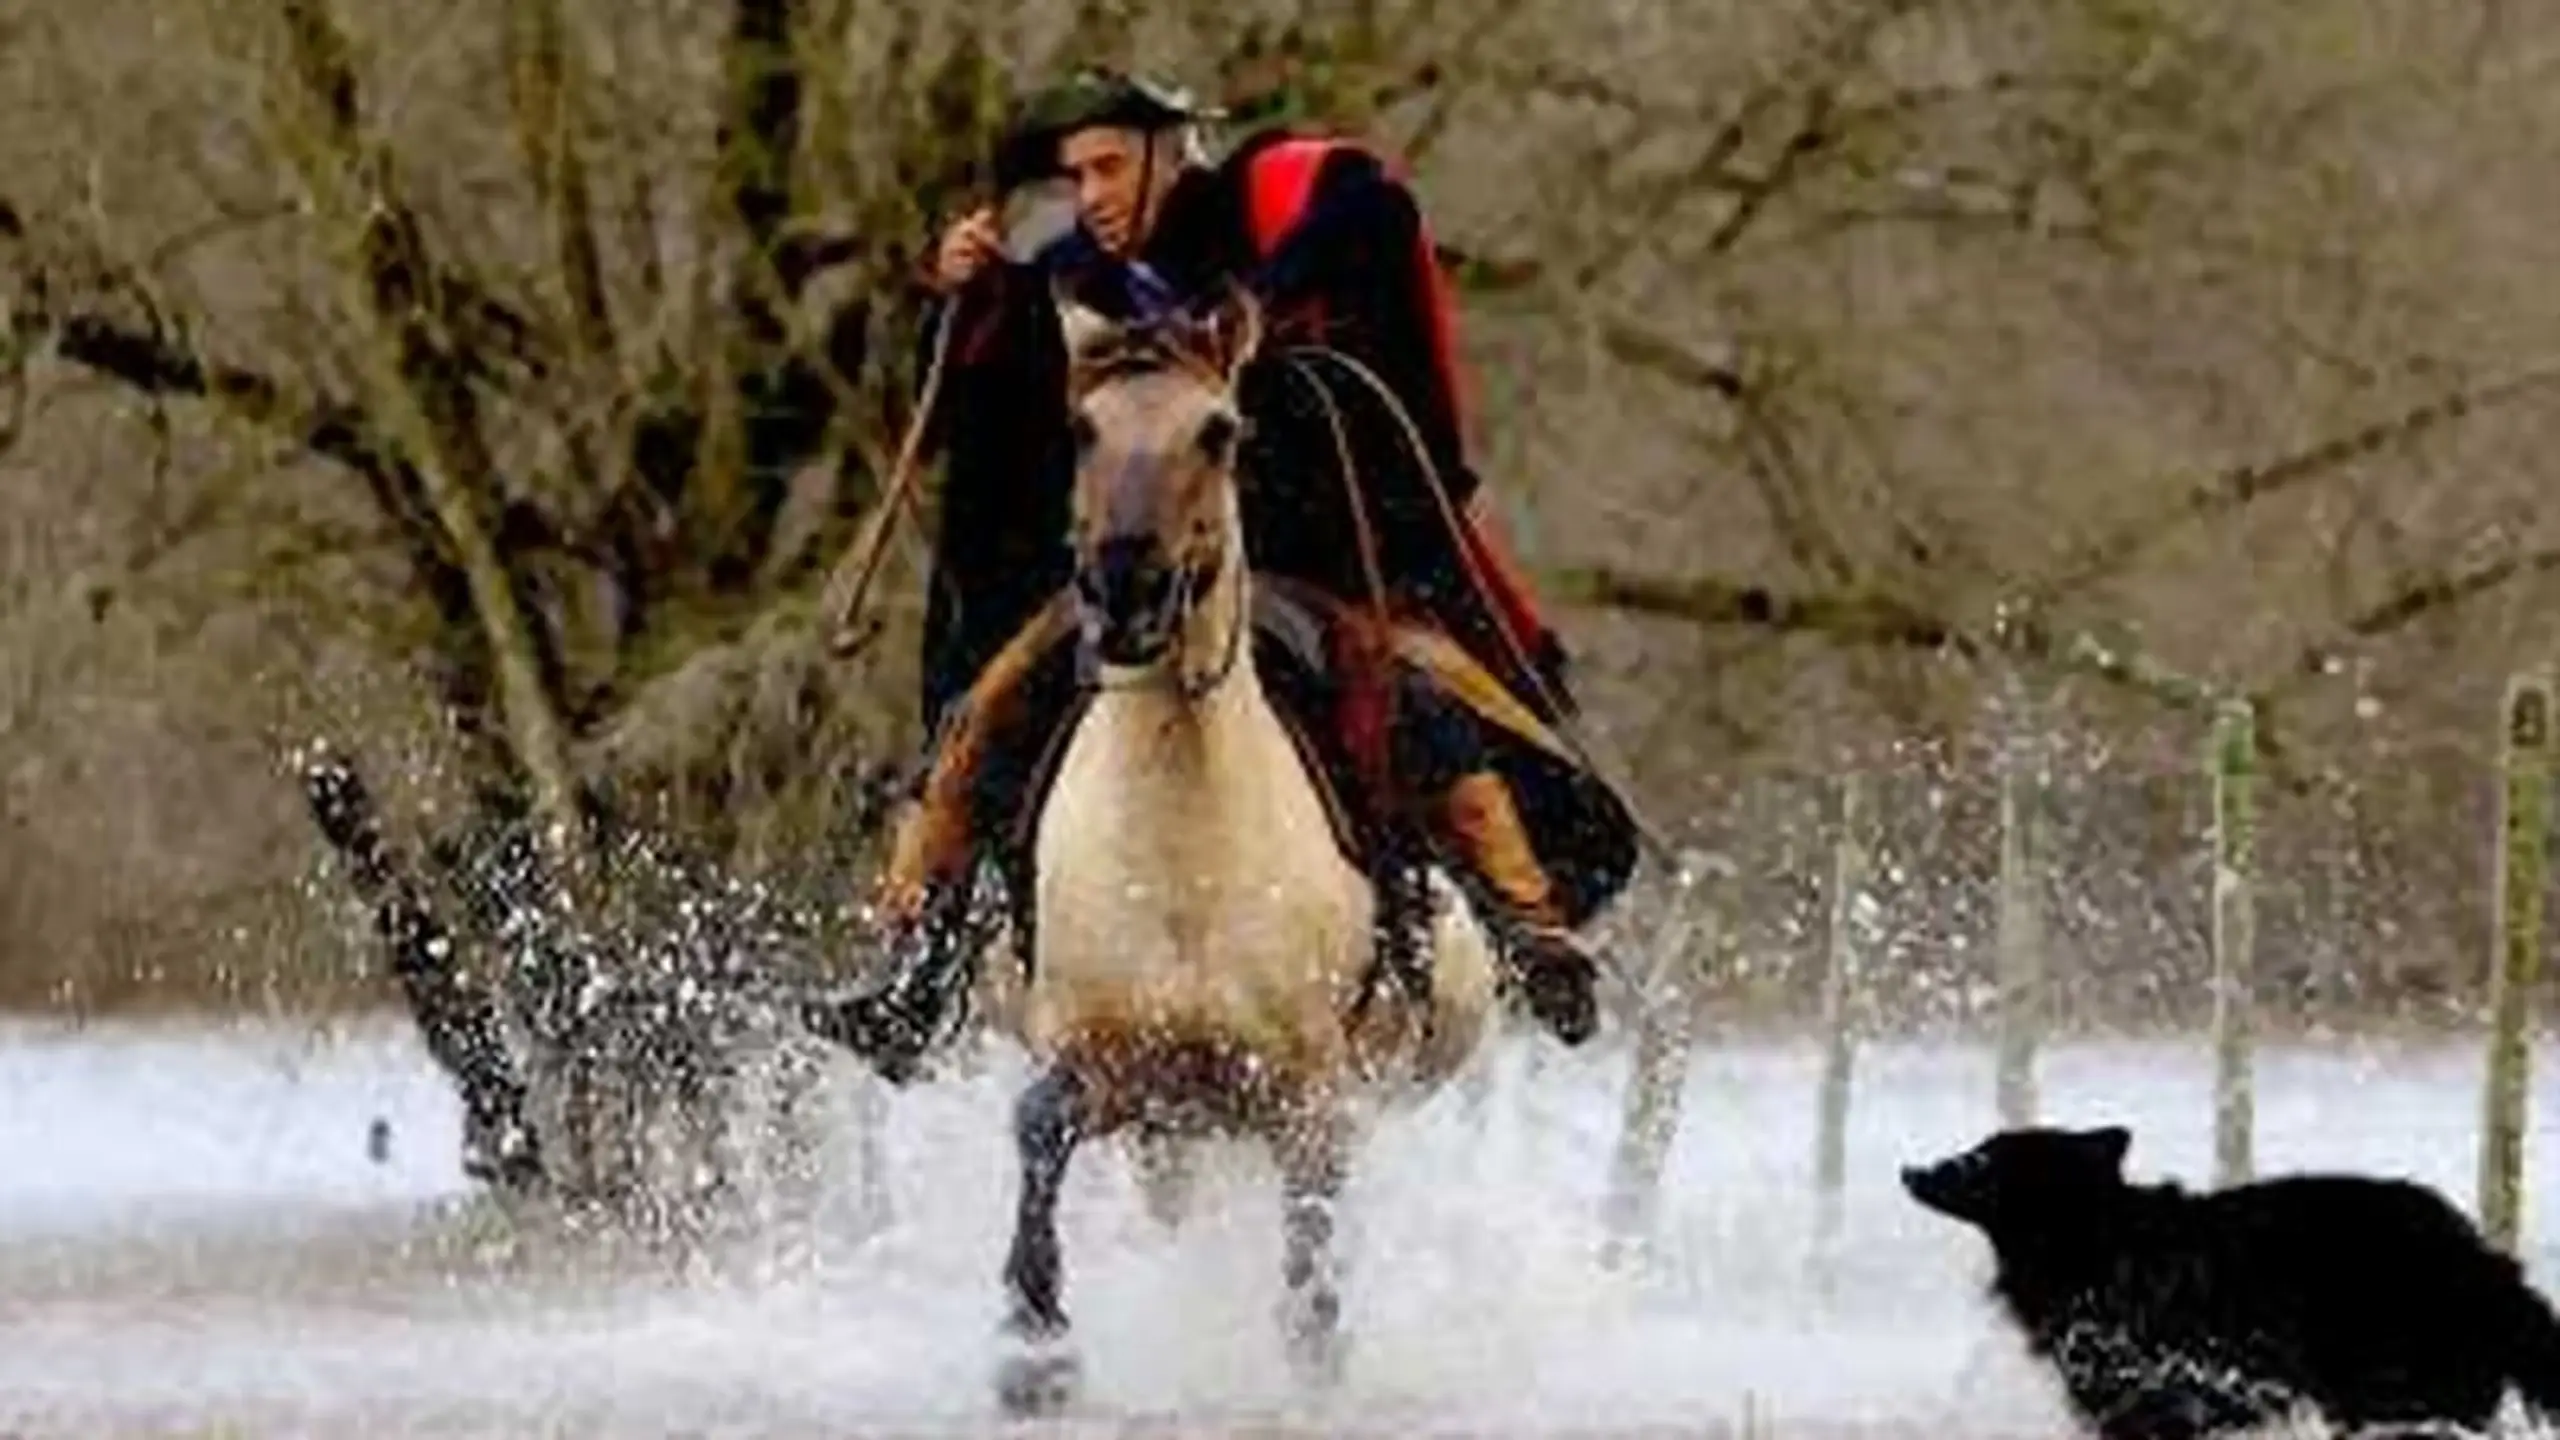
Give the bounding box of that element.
[993,1338,1082,1418]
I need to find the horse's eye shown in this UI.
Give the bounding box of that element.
[1068,411,1100,455]
[1196,412,1241,464]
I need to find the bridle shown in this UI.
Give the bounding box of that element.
[1067,327,1255,704]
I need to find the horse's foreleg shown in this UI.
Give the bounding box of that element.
[1275,1108,1351,1389]
[996,1063,1089,1416]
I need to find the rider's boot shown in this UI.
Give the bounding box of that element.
[802,598,1078,1082]
[799,795,990,1085]
[1430,768,1603,1046]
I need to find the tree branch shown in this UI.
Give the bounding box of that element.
[1546,565,1957,650]
[1593,317,1747,397]
[49,313,391,478]
[6,201,520,774]
[1548,556,2515,802]
[1699,86,1841,261]
[1725,367,1857,584]
[1436,241,1544,297]
[687,0,814,592]
[1543,563,2223,717]
[2027,362,2560,608]
[273,0,590,877]
[2342,546,2560,640]
[505,0,615,373]
[1371,0,1544,165]
[2280,544,2560,689]
[1560,0,1930,291]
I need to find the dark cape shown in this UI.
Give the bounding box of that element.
[906,127,1638,926]
[912,126,1564,735]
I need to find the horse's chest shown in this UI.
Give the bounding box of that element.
[1035,708,1363,959]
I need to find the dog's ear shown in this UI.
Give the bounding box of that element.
[2081,1125,2133,1172]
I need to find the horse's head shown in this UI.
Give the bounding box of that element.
[1054,282,1263,685]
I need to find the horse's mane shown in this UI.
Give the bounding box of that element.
[1066,309,1231,392]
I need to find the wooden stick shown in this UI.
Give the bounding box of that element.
[1995,678,2044,1128]
[1812,768,1868,1290]
[2210,697,2257,1187]
[2479,669,2552,1252]
[819,303,958,655]
[1602,856,1709,1269]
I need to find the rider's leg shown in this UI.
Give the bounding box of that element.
[1245,581,1437,1017]
[803,594,1081,1080]
[1384,662,1603,1046]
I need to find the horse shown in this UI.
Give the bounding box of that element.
[986,282,1504,1414]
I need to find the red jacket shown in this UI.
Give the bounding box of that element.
[1239,135,1564,698]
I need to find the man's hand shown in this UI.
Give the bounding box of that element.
[930,207,1002,294]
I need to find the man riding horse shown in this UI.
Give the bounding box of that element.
[805,69,1640,1074]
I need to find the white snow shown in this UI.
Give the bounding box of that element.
[0,1014,2553,1436]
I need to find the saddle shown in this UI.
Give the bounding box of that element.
[972,571,1576,1009]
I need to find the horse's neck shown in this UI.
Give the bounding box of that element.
[1092,570,1282,795]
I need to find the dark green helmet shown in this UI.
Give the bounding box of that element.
[992,68,1223,191]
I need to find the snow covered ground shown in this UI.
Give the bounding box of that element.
[1,1015,2554,1436]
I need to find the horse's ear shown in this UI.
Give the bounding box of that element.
[1195,282,1264,384]
[1050,275,1116,366]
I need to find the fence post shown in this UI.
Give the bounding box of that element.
[1602,854,1709,1269]
[1812,768,1870,1290]
[2479,669,2553,1252]
[1995,687,2045,1127]
[2210,697,2258,1187]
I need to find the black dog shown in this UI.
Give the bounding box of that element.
[1903,1125,2560,1439]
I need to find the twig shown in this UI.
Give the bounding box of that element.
[2027,363,2560,608]
[1544,565,2226,717]
[274,0,592,881]
[1546,566,1956,650]
[2276,545,2560,691]
[49,313,393,479]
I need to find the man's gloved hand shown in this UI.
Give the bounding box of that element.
[929,207,1003,295]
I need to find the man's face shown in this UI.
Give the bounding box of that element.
[1060,125,1174,257]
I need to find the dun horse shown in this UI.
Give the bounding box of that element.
[989,285,1502,1413]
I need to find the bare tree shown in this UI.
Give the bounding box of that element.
[4,0,2559,1199]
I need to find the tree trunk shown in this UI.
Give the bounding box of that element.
[271,0,595,887]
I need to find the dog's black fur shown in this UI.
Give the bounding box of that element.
[1903,1126,2560,1439]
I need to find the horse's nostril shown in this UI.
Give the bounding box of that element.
[1085,536,1173,637]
